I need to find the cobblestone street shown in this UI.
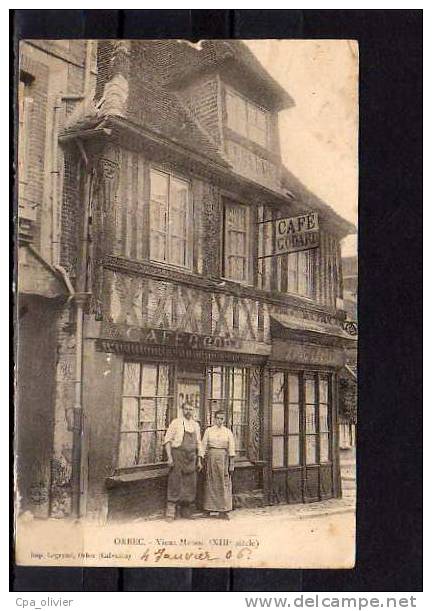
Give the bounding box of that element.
[229,494,355,522]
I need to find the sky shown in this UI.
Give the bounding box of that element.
[246,40,358,257]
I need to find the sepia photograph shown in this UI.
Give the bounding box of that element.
[15,37,358,569]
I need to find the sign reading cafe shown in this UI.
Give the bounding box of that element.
[261,212,320,258]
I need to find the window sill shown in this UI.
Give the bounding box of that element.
[235,459,264,469]
[149,258,193,275]
[106,465,170,487]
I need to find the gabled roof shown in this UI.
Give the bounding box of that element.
[126,64,229,167]
[281,166,356,238]
[62,66,230,169]
[135,40,294,110]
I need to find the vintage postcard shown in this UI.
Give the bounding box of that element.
[15,38,358,568]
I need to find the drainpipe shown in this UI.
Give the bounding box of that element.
[70,140,94,519]
[51,96,62,265]
[50,40,95,519]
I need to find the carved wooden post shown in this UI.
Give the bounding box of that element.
[89,143,120,320]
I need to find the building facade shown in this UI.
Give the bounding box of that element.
[16,40,97,518]
[17,40,356,522]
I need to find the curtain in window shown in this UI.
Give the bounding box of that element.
[270,372,331,469]
[150,169,191,269]
[207,366,249,456]
[224,202,249,282]
[225,88,268,147]
[118,362,173,468]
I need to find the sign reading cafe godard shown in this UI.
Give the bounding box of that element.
[262,212,320,258]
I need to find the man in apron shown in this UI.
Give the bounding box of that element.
[164,399,203,521]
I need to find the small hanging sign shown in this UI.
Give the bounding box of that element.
[259,212,319,258]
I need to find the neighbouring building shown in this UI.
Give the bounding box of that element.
[17,39,356,522]
[339,255,358,451]
[16,40,97,517]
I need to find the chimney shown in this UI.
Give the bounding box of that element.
[95,40,131,118]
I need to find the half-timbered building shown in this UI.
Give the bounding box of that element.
[19,39,356,521]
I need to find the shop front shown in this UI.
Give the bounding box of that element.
[81,297,352,521]
[264,315,353,506]
[89,342,266,520]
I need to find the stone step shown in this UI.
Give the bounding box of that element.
[342,479,356,490]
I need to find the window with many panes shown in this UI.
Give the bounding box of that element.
[150,169,191,269]
[224,201,250,283]
[271,371,331,468]
[225,87,269,148]
[258,208,315,298]
[286,251,314,298]
[207,366,249,456]
[118,362,174,468]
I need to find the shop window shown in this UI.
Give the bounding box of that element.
[287,374,300,465]
[150,169,192,269]
[305,376,317,464]
[271,372,285,467]
[271,371,331,468]
[319,377,330,462]
[224,201,251,283]
[207,366,249,457]
[225,87,269,148]
[118,362,174,468]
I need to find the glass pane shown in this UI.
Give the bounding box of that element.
[272,436,284,468]
[232,409,242,426]
[170,237,187,267]
[319,378,329,404]
[123,362,140,395]
[227,204,247,232]
[306,435,317,464]
[233,424,244,452]
[150,199,167,232]
[272,372,284,403]
[319,403,329,432]
[233,369,246,399]
[306,404,316,433]
[288,373,299,403]
[158,365,170,396]
[118,432,138,468]
[150,229,167,262]
[209,399,224,424]
[150,170,169,203]
[288,435,300,465]
[272,403,284,435]
[121,398,138,431]
[138,432,155,464]
[141,364,157,397]
[155,431,166,463]
[139,399,156,430]
[320,433,329,463]
[288,403,299,434]
[226,91,247,136]
[298,251,308,296]
[305,378,316,404]
[156,398,169,429]
[287,253,298,292]
[211,367,223,399]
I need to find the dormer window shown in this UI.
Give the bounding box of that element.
[225,87,269,148]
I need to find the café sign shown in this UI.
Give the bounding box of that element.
[260,212,319,258]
